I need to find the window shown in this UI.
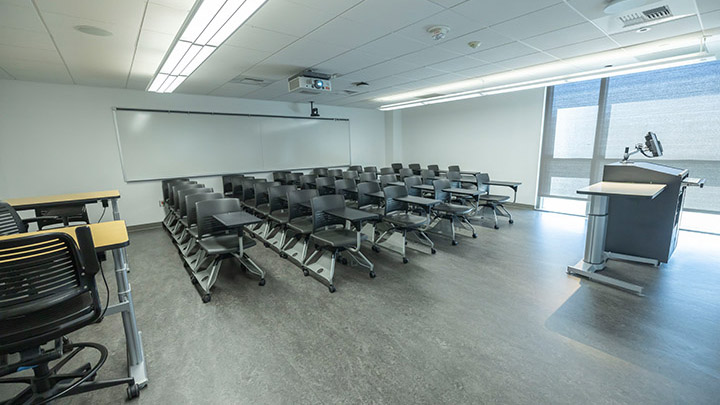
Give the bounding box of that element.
[538,61,720,233]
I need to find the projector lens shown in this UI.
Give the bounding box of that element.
[314,80,323,89]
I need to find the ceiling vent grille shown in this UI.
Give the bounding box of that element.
[229,76,267,86]
[618,5,673,27]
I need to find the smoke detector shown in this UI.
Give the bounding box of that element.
[427,26,450,41]
[468,41,482,49]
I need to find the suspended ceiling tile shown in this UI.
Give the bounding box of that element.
[0,43,65,64]
[210,82,265,98]
[248,0,338,37]
[149,0,195,11]
[141,2,189,35]
[697,0,720,14]
[396,45,463,67]
[472,41,538,63]
[285,0,364,15]
[2,60,73,83]
[522,22,608,51]
[0,67,14,79]
[701,10,720,29]
[260,36,350,68]
[492,52,558,70]
[36,0,147,27]
[428,0,469,8]
[0,2,47,33]
[395,66,450,81]
[452,0,562,27]
[395,9,488,47]
[544,37,620,59]
[226,25,299,53]
[455,62,509,78]
[491,3,586,40]
[438,28,515,55]
[313,50,389,76]
[242,64,302,81]
[341,59,421,82]
[340,0,445,31]
[427,55,489,72]
[0,26,56,51]
[356,33,429,59]
[610,15,703,47]
[302,17,386,49]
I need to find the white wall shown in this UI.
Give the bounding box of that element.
[397,88,546,205]
[0,80,386,226]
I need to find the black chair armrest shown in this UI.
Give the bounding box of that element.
[76,226,100,276]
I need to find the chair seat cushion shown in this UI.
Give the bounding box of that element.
[241,199,256,208]
[384,212,428,228]
[434,203,472,215]
[253,204,270,215]
[188,227,198,238]
[359,206,384,216]
[479,194,510,203]
[312,228,367,248]
[287,217,313,234]
[198,234,255,254]
[268,210,289,224]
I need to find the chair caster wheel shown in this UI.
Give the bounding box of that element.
[279,252,288,259]
[202,294,211,303]
[509,219,514,224]
[402,257,409,264]
[259,279,266,286]
[431,248,437,254]
[494,225,499,230]
[264,242,270,248]
[303,269,309,276]
[329,285,336,293]
[372,245,380,253]
[191,276,198,285]
[369,271,376,278]
[472,233,477,238]
[451,240,458,246]
[127,384,140,399]
[340,258,348,265]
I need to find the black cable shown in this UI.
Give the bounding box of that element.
[97,206,107,223]
[639,149,653,158]
[98,261,110,320]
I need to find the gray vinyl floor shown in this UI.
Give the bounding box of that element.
[3,208,719,404]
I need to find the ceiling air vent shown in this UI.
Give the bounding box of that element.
[618,5,672,27]
[592,0,695,34]
[229,76,267,86]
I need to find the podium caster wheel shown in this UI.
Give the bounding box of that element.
[369,271,376,278]
[303,269,309,276]
[190,276,198,285]
[509,219,514,224]
[259,279,266,286]
[372,245,380,253]
[202,294,211,303]
[127,384,140,399]
[431,248,437,254]
[472,233,477,238]
[494,225,499,230]
[329,285,336,293]
[451,240,458,246]
[402,257,409,264]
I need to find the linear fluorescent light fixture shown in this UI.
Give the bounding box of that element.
[147,0,268,93]
[379,52,715,111]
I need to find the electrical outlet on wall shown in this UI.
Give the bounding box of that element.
[159,200,164,207]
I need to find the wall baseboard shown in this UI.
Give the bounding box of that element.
[127,222,162,232]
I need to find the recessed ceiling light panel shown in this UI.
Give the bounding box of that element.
[74,25,113,37]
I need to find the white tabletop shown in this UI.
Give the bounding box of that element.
[577,181,666,199]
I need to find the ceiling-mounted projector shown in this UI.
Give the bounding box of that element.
[288,70,332,94]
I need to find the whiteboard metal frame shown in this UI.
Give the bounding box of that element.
[112,107,352,182]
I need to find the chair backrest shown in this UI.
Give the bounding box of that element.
[357,181,381,208]
[173,183,204,210]
[420,169,435,184]
[379,167,394,175]
[359,172,377,183]
[0,202,26,235]
[391,163,403,173]
[399,168,413,179]
[433,179,452,202]
[315,177,335,195]
[178,187,212,218]
[476,173,490,194]
[383,185,409,215]
[448,165,460,172]
[403,176,423,197]
[287,189,318,221]
[186,192,223,227]
[269,185,296,213]
[163,178,189,201]
[285,172,302,185]
[328,169,343,179]
[254,181,280,207]
[229,175,246,196]
[196,198,241,238]
[428,164,440,172]
[272,171,290,182]
[334,179,356,198]
[313,168,328,176]
[310,195,346,231]
[446,171,462,188]
[0,228,101,354]
[169,181,196,205]
[342,170,358,180]
[409,163,421,173]
[222,175,243,194]
[240,178,264,201]
[300,174,317,189]
[349,165,363,173]
[364,166,378,174]
[379,174,398,187]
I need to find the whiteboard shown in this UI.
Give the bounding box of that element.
[113,108,350,181]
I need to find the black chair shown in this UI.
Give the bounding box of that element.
[223,175,244,196]
[349,165,364,173]
[313,168,328,177]
[264,185,297,251]
[374,186,435,263]
[164,181,200,230]
[398,168,414,180]
[342,170,359,181]
[238,178,265,208]
[0,202,27,235]
[379,167,394,175]
[448,165,461,172]
[248,181,280,238]
[358,172,377,183]
[228,175,246,197]
[272,171,291,183]
[0,228,140,402]
[428,164,440,173]
[315,177,335,195]
[172,187,213,242]
[476,173,513,229]
[408,163,422,175]
[403,175,424,197]
[364,166,378,174]
[300,174,317,189]
[190,198,264,302]
[334,179,358,203]
[303,195,374,293]
[281,189,318,267]
[391,163,403,173]
[446,171,463,188]
[420,169,436,185]
[163,180,196,228]
[33,205,90,230]
[179,192,223,258]
[168,183,205,233]
[328,169,343,179]
[285,172,302,186]
[379,174,399,188]
[356,181,385,249]
[432,179,477,245]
